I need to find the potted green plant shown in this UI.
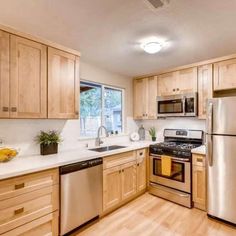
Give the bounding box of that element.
[149,127,157,142]
[35,130,62,155]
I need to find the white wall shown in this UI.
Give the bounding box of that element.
[0,61,135,156]
[135,118,206,142]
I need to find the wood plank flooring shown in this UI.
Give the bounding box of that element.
[74,193,236,236]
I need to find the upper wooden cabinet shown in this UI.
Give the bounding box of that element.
[157,67,197,96]
[176,67,198,94]
[0,30,10,118]
[48,47,80,119]
[198,64,213,119]
[133,76,157,119]
[214,58,236,91]
[157,72,176,96]
[10,36,47,118]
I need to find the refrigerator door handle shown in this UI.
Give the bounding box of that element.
[207,135,213,166]
[207,102,213,134]
[182,96,186,115]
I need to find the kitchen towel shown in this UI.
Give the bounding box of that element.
[161,155,172,176]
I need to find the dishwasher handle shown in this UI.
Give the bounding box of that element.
[60,158,103,175]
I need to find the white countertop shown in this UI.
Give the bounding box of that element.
[0,141,155,181]
[191,145,206,155]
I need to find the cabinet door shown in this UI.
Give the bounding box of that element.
[157,72,176,96]
[10,36,47,118]
[121,161,137,201]
[198,64,213,119]
[137,156,146,192]
[147,76,158,119]
[214,59,236,91]
[133,78,147,119]
[0,31,10,118]
[103,165,121,212]
[193,165,206,210]
[176,67,198,94]
[48,47,79,119]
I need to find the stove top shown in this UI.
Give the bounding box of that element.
[149,129,203,159]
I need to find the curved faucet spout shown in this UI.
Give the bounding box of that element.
[95,126,109,146]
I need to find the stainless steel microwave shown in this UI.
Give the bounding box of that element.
[157,92,198,117]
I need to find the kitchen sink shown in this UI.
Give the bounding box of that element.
[89,145,127,152]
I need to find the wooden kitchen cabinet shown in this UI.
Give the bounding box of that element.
[136,149,147,192]
[48,47,80,119]
[0,168,59,235]
[157,67,197,96]
[10,35,47,118]
[103,150,147,214]
[0,30,10,118]
[192,154,206,211]
[121,161,137,201]
[103,165,122,212]
[198,64,213,119]
[133,76,157,119]
[157,72,176,96]
[176,67,198,94]
[213,58,236,91]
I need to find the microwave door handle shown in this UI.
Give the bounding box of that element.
[182,96,186,115]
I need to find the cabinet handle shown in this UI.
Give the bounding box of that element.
[15,183,25,190]
[137,163,140,166]
[173,89,175,92]
[75,111,79,115]
[122,169,124,172]
[197,158,203,163]
[14,207,24,215]
[2,107,9,112]
[11,107,17,112]
[119,170,121,174]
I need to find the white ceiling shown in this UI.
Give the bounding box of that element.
[0,0,236,77]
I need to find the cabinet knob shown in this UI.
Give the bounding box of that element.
[119,170,121,174]
[75,111,79,115]
[173,89,175,92]
[2,107,9,112]
[11,107,17,112]
[176,88,179,91]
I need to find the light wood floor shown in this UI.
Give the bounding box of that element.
[75,193,236,236]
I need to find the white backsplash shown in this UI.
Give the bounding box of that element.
[135,117,206,142]
[0,116,137,156]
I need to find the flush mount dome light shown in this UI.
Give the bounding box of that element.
[141,41,163,54]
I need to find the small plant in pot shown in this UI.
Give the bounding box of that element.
[35,130,62,155]
[149,127,157,142]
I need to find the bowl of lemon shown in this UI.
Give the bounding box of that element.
[0,148,18,163]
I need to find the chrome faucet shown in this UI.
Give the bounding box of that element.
[95,126,109,146]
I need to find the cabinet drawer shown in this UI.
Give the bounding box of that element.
[103,151,135,169]
[192,154,205,167]
[0,185,59,234]
[1,211,58,236]
[0,169,59,201]
[136,149,146,159]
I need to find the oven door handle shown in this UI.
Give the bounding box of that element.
[149,183,190,198]
[150,154,190,162]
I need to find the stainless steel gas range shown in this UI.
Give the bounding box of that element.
[149,129,203,208]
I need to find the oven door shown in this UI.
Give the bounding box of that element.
[149,155,191,193]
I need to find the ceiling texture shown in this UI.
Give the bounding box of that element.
[0,0,236,77]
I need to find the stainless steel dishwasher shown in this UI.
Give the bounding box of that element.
[60,158,102,235]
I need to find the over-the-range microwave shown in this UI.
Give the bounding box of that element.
[157,92,198,117]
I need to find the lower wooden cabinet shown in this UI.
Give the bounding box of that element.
[103,149,147,214]
[0,169,59,235]
[192,154,206,211]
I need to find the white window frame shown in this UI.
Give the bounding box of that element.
[80,80,125,138]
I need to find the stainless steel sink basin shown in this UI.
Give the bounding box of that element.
[89,145,127,152]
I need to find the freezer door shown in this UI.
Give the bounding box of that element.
[207,135,236,224]
[207,97,236,135]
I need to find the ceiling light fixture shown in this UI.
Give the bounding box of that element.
[141,41,163,54]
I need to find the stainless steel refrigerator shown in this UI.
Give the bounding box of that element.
[206,97,236,224]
